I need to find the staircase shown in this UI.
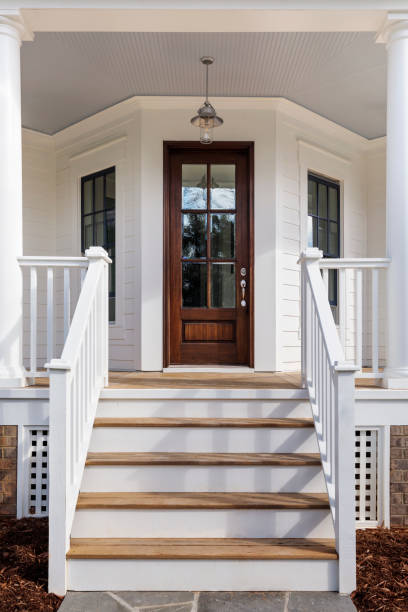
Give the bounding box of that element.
[67,389,339,591]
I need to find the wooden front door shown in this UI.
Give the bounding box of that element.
[164,142,253,366]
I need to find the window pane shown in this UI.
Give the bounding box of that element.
[318,219,328,252]
[329,269,338,306]
[106,171,115,209]
[211,165,235,210]
[83,215,93,250]
[313,217,318,247]
[106,210,115,246]
[329,221,339,256]
[211,263,235,308]
[308,180,317,215]
[182,263,207,307]
[182,213,207,258]
[83,180,93,215]
[95,175,104,211]
[318,183,328,218]
[211,213,235,259]
[95,212,105,245]
[329,187,338,221]
[307,216,314,247]
[182,164,207,209]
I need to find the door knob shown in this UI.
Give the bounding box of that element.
[240,279,247,307]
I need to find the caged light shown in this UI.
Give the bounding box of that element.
[190,57,223,144]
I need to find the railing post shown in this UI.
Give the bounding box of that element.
[334,363,359,594]
[85,247,110,386]
[47,360,71,597]
[299,248,323,388]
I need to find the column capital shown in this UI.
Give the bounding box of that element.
[0,9,33,44]
[376,12,408,45]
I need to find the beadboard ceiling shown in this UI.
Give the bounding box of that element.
[21,31,386,138]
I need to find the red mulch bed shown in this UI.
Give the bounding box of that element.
[0,517,62,611]
[352,527,408,611]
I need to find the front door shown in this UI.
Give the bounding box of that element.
[164,142,253,366]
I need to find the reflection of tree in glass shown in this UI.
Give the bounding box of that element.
[183,214,207,258]
[182,187,206,209]
[211,188,235,210]
[211,214,235,258]
[182,263,207,307]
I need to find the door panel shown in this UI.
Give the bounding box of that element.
[164,143,253,366]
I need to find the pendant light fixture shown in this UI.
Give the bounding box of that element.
[190,57,223,144]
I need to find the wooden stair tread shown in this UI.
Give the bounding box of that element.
[93,417,314,428]
[77,492,329,510]
[68,537,337,560]
[86,452,321,466]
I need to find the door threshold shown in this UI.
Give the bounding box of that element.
[163,366,255,374]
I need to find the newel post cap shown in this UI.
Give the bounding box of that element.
[85,246,112,264]
[298,247,323,265]
[45,359,71,372]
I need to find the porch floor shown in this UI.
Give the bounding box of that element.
[32,371,380,389]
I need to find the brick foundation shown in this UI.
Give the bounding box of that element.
[0,425,17,516]
[390,425,408,526]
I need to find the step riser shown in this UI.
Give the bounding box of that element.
[97,399,312,419]
[71,508,334,539]
[89,428,318,453]
[67,558,338,591]
[81,465,326,493]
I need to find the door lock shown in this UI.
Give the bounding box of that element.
[240,279,247,307]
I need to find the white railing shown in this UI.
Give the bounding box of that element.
[18,255,89,377]
[47,247,110,596]
[319,258,390,379]
[300,248,358,594]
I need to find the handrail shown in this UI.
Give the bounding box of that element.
[319,257,390,379]
[299,248,358,594]
[47,247,110,596]
[18,255,90,377]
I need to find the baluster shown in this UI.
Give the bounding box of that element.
[80,267,86,287]
[355,269,363,373]
[63,268,71,342]
[322,268,329,293]
[339,268,346,350]
[30,267,37,375]
[371,268,379,376]
[47,268,54,363]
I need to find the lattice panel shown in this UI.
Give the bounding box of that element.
[26,428,49,517]
[355,428,378,522]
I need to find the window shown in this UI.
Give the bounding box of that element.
[81,167,116,321]
[308,173,340,308]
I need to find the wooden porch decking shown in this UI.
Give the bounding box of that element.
[32,370,380,389]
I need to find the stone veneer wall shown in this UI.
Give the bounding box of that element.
[390,425,408,526]
[0,425,17,516]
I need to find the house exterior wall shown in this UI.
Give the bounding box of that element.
[21,96,385,372]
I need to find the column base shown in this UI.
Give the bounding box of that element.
[382,367,408,389]
[0,365,27,388]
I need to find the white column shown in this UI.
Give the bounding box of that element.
[379,16,408,388]
[0,12,30,387]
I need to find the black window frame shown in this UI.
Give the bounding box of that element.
[81,166,116,321]
[308,172,341,307]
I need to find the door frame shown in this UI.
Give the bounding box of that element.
[163,141,254,368]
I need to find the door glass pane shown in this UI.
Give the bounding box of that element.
[83,215,93,250]
[83,180,93,215]
[182,263,207,307]
[308,180,317,215]
[211,165,235,210]
[211,263,235,308]
[95,175,104,211]
[211,213,235,258]
[182,164,207,209]
[329,221,339,256]
[329,187,338,221]
[318,219,328,252]
[318,184,328,217]
[182,214,207,258]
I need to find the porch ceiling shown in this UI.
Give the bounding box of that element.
[21,31,386,138]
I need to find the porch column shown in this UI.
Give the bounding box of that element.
[379,16,408,388]
[0,12,30,387]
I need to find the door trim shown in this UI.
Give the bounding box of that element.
[163,141,254,368]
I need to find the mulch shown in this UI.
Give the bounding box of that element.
[0,517,62,611]
[352,527,408,611]
[0,519,408,610]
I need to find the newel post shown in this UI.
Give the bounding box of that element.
[334,363,359,594]
[85,247,111,386]
[47,360,71,596]
[298,248,323,388]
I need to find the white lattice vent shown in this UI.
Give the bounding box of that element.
[355,428,378,523]
[26,428,49,517]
